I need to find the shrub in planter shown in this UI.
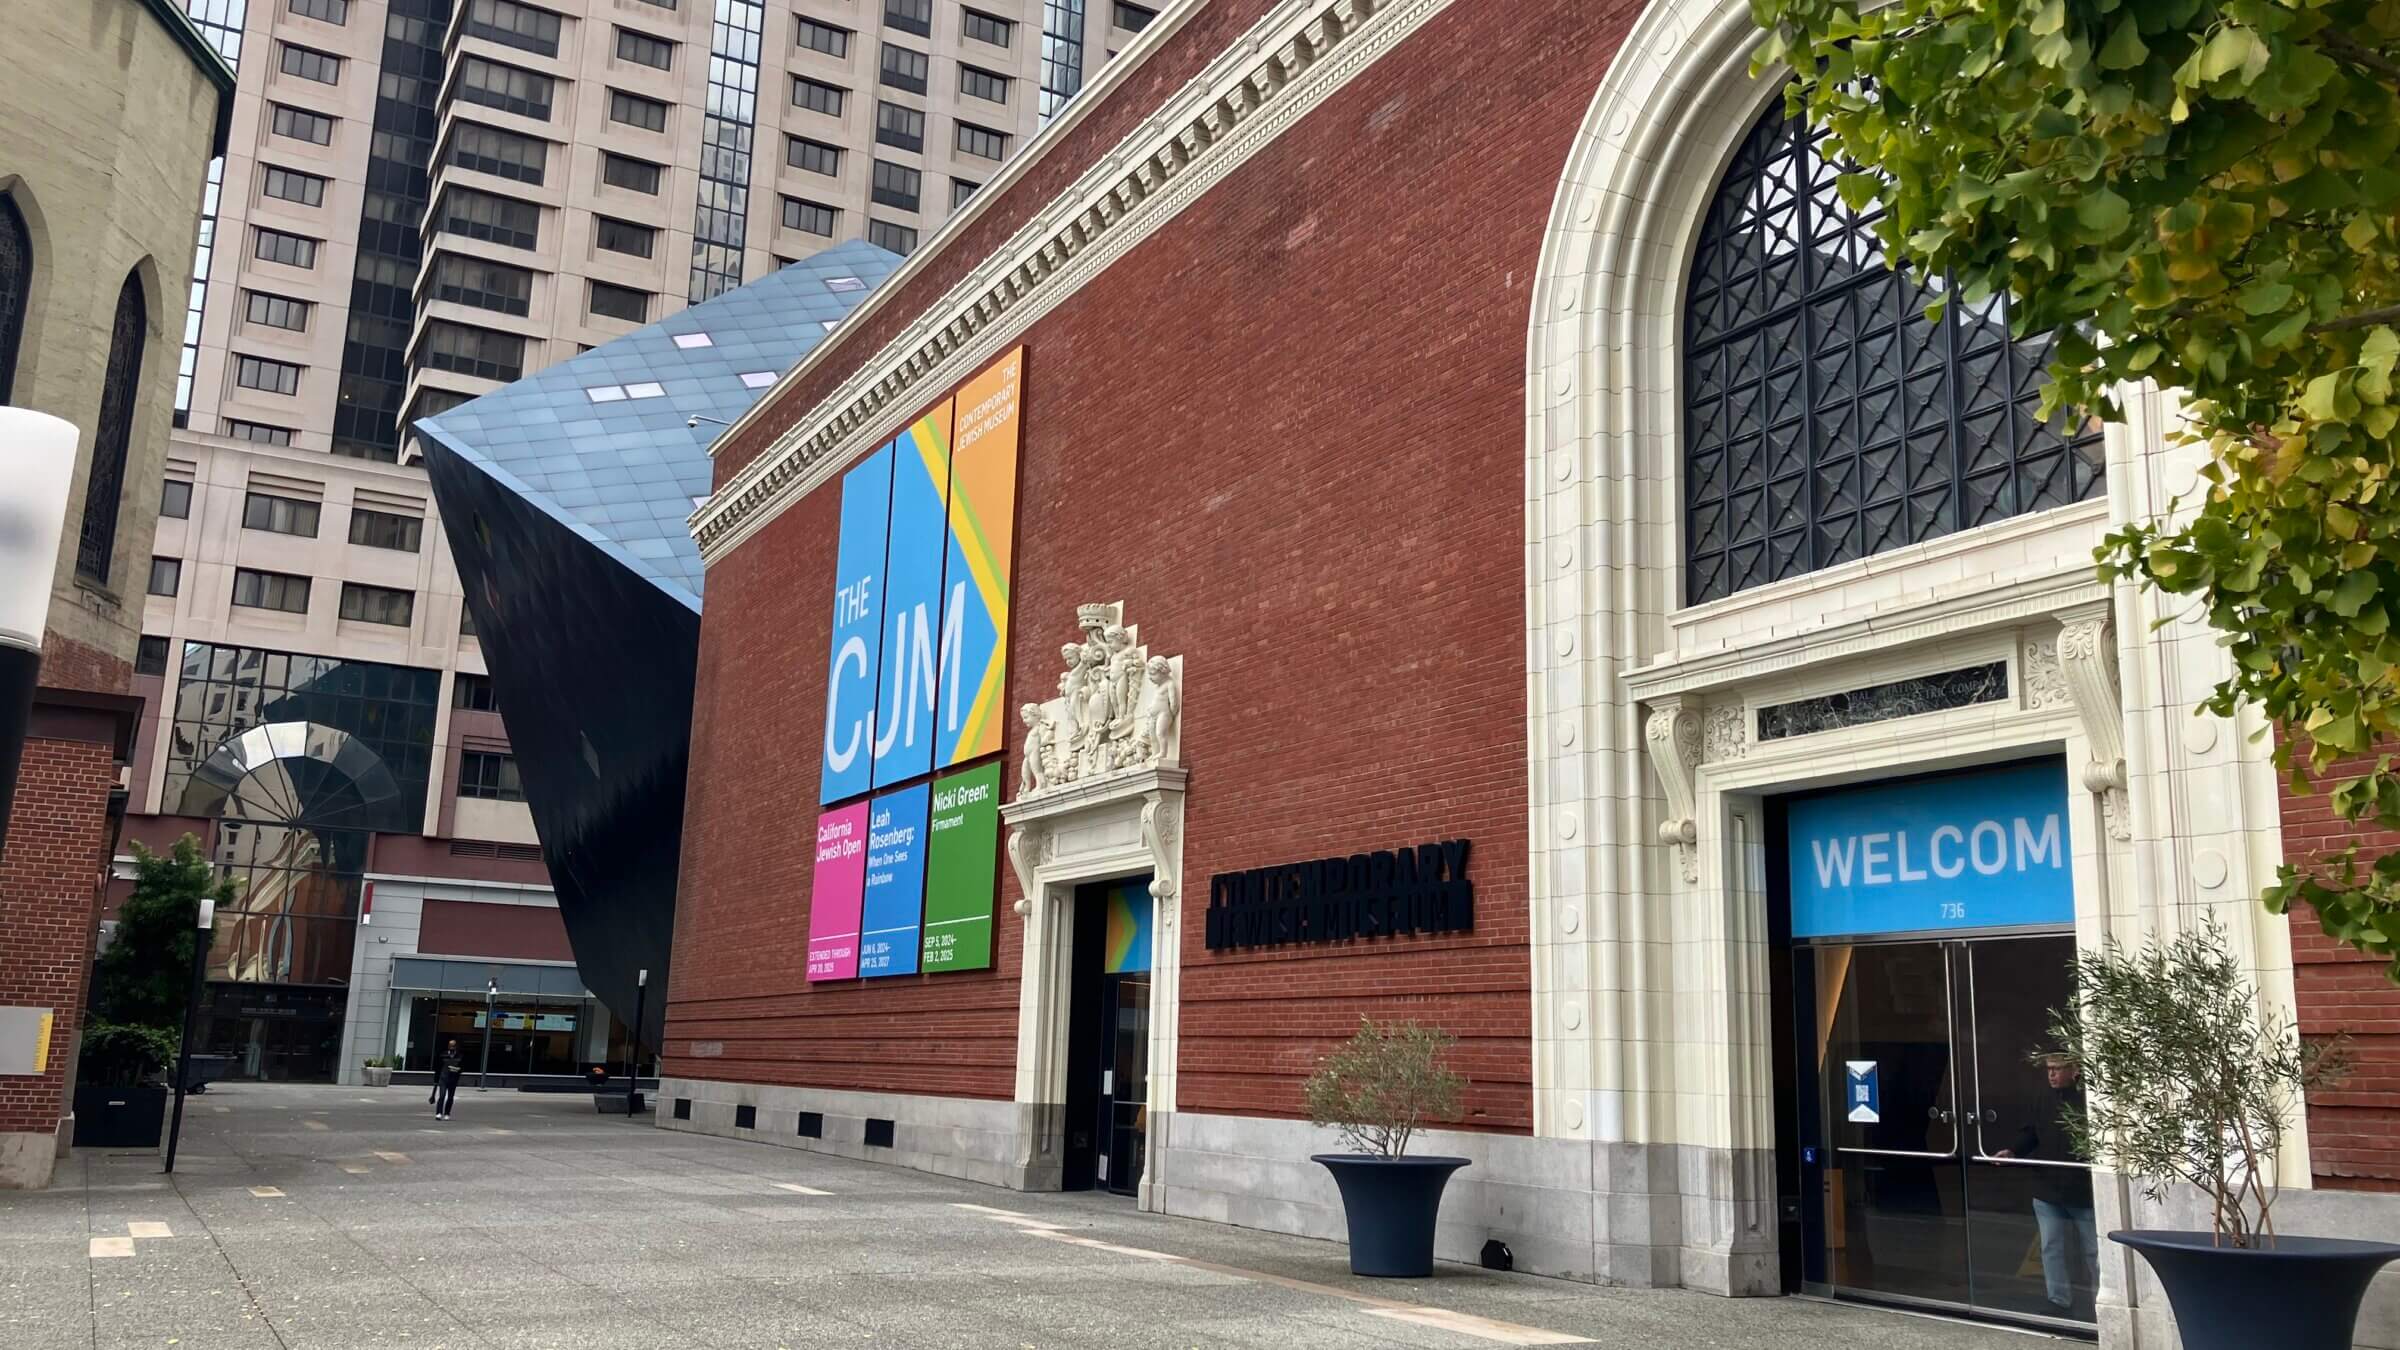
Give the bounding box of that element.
[72,1022,177,1149]
[362,1056,395,1086]
[1304,1018,1469,1278]
[2049,915,2386,1350]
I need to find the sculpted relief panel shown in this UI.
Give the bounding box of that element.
[1017,603,1183,798]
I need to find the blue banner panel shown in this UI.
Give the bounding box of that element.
[859,782,931,978]
[819,445,894,805]
[871,404,953,789]
[1788,758,2074,939]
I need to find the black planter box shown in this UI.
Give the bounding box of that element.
[72,1084,166,1149]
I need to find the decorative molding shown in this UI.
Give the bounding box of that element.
[2057,607,2133,841]
[2021,632,2071,710]
[1015,602,1182,799]
[690,0,1457,566]
[1702,704,1746,762]
[1621,567,2109,703]
[1643,696,1704,884]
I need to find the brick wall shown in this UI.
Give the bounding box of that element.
[39,633,131,700]
[672,1,1642,1133]
[0,734,115,1142]
[2282,748,2400,1189]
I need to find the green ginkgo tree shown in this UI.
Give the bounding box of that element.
[1750,0,2400,969]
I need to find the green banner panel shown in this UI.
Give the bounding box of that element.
[921,759,1002,972]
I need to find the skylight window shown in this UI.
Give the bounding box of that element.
[739,371,778,389]
[672,333,713,349]
[586,385,627,402]
[822,320,840,332]
[623,381,666,399]
[825,275,865,292]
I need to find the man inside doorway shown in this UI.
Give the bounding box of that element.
[1993,1054,2097,1314]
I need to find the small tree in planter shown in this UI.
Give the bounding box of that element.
[75,837,235,1150]
[2049,914,2386,1349]
[1304,1018,1470,1278]
[361,1056,396,1087]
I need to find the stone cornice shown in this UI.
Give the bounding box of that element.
[1622,565,2111,703]
[690,0,1453,566]
[1000,766,1188,826]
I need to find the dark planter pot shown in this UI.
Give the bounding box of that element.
[2113,1229,2400,1350]
[1313,1154,1469,1277]
[72,1084,167,1149]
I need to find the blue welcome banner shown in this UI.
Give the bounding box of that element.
[820,445,894,804]
[1788,758,2073,938]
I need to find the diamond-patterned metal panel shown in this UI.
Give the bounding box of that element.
[1681,106,2109,604]
[416,241,903,609]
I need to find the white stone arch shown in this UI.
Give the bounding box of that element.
[1528,0,2314,1308]
[1522,0,1796,1294]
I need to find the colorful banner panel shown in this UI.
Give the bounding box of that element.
[921,760,1002,972]
[806,802,870,981]
[872,402,955,789]
[859,782,931,978]
[935,349,1023,768]
[1103,880,1152,975]
[820,446,895,805]
[1787,758,2073,939]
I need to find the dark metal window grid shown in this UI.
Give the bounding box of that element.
[339,581,416,627]
[350,508,425,552]
[602,152,663,194]
[1680,106,2108,605]
[74,273,146,585]
[787,136,841,176]
[464,0,561,56]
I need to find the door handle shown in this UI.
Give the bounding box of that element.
[1928,1106,1955,1124]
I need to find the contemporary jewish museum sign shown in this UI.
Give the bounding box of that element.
[819,348,1023,804]
[809,348,1022,983]
[1205,840,1474,951]
[1787,758,2074,939]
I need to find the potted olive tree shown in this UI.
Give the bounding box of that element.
[1304,1018,1469,1278]
[2050,915,2393,1349]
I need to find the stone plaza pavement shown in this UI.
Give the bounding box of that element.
[0,1084,2047,1349]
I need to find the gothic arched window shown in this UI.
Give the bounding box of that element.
[76,270,148,586]
[0,194,31,404]
[1680,105,2107,605]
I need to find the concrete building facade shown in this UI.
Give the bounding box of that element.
[136,0,1141,1082]
[0,0,231,1187]
[657,2,2400,1347]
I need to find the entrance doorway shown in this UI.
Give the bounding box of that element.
[1772,758,2095,1332]
[1061,877,1153,1196]
[1793,934,2096,1329]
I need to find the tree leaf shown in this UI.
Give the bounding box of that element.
[2077,186,2132,233]
[2098,16,2149,69]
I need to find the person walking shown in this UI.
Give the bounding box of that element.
[434,1039,465,1120]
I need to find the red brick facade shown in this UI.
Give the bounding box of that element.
[2280,748,2400,1189]
[0,733,117,1147]
[673,2,1640,1129]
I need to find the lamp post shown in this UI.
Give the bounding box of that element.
[477,976,497,1091]
[0,409,81,859]
[162,895,216,1174]
[625,968,647,1118]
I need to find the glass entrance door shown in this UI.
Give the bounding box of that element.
[1096,975,1150,1197]
[1804,934,2094,1328]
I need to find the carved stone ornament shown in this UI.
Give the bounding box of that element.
[2055,609,2133,841]
[1703,704,1747,763]
[1014,602,1183,802]
[2021,633,2073,710]
[1643,695,1705,884]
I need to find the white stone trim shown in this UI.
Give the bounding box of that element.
[690,0,1457,566]
[1001,765,1186,1208]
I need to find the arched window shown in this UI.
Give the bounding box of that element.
[0,193,31,404]
[76,270,147,586]
[1680,106,2107,605]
